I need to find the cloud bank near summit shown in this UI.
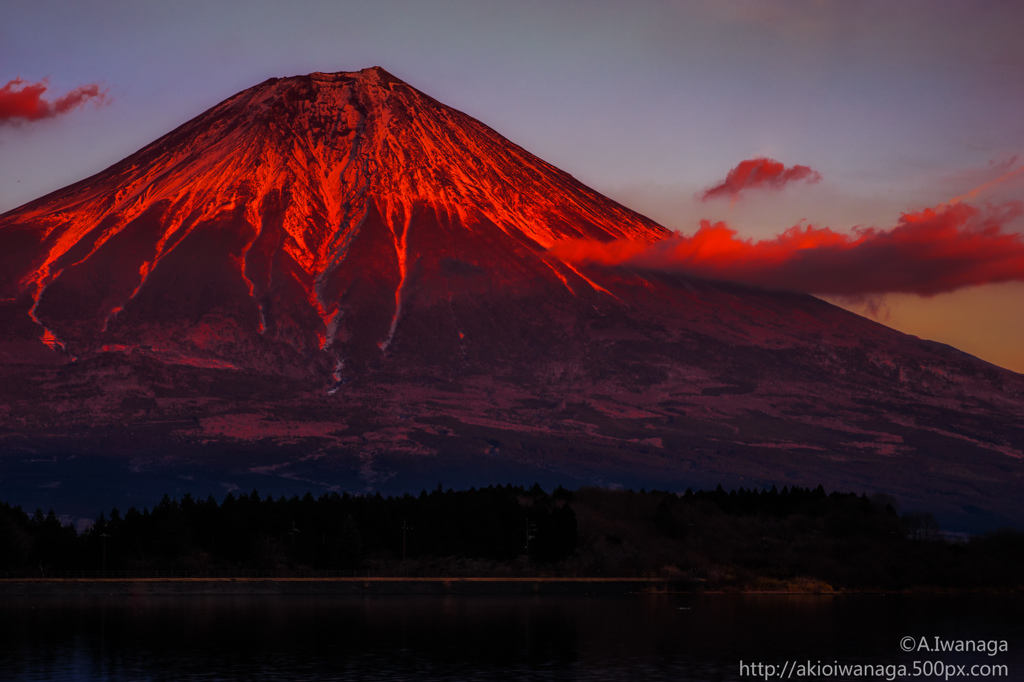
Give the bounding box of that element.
[552,201,1024,297]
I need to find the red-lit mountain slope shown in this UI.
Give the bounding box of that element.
[1,68,1022,530]
[0,67,667,375]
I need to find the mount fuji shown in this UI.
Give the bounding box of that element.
[1,68,1021,530]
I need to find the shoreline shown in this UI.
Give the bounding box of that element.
[0,577,684,596]
[0,578,1018,596]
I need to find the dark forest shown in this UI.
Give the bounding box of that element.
[2,485,1022,591]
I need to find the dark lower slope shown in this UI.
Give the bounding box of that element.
[2,265,1021,532]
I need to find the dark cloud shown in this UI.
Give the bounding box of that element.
[0,78,108,125]
[550,201,1024,297]
[701,157,822,201]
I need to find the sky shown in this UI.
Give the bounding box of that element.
[2,0,1023,372]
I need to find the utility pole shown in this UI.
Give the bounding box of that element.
[288,522,300,546]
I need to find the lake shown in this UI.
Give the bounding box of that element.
[2,593,1020,680]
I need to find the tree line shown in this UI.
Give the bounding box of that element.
[1,483,1022,590]
[0,484,577,573]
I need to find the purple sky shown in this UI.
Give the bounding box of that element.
[2,1,1023,371]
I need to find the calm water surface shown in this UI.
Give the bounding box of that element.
[2,593,1021,681]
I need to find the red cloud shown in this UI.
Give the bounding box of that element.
[0,78,108,125]
[701,157,822,201]
[550,201,1024,297]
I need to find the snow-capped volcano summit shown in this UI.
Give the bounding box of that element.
[0,67,667,373]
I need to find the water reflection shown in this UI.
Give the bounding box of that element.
[1,594,1020,681]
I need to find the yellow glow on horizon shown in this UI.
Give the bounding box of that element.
[827,282,1024,375]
